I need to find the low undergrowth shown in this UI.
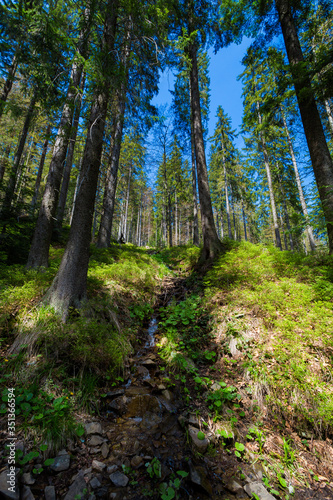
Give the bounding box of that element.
[0,242,169,446]
[157,240,333,497]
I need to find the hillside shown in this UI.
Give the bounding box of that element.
[1,241,333,500]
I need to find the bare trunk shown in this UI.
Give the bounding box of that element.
[45,0,118,319]
[190,87,199,246]
[123,163,132,241]
[241,199,247,241]
[281,108,316,251]
[276,0,333,252]
[175,191,178,246]
[55,72,86,235]
[27,7,92,268]
[69,157,82,226]
[97,91,126,247]
[0,53,18,121]
[1,91,37,216]
[223,164,232,238]
[31,125,51,212]
[189,42,222,260]
[324,98,333,136]
[0,145,11,183]
[257,102,282,250]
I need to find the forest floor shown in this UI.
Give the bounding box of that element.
[0,241,333,500]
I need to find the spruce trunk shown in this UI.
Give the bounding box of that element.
[55,73,86,235]
[275,0,333,253]
[257,103,282,250]
[281,108,316,251]
[31,125,51,212]
[0,53,18,121]
[1,91,37,217]
[97,91,126,247]
[45,0,118,319]
[189,42,222,260]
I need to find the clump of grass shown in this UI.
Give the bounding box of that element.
[155,244,201,272]
[205,241,333,437]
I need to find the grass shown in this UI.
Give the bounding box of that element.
[0,242,170,447]
[204,241,333,436]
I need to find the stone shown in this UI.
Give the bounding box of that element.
[125,387,148,396]
[188,414,200,428]
[92,460,106,472]
[210,382,221,391]
[64,471,88,500]
[109,471,129,487]
[229,337,241,358]
[21,473,35,485]
[157,384,166,391]
[83,467,92,475]
[108,396,128,414]
[189,462,213,496]
[90,448,101,455]
[101,442,109,459]
[107,465,118,475]
[141,411,163,430]
[90,477,101,489]
[130,456,144,468]
[105,389,125,399]
[85,422,103,436]
[50,454,70,472]
[126,395,161,418]
[88,435,105,446]
[21,486,35,500]
[44,485,56,500]
[178,414,188,427]
[58,449,68,456]
[244,482,276,500]
[250,463,264,481]
[136,365,150,379]
[161,389,173,401]
[141,358,156,368]
[225,479,243,494]
[188,426,209,453]
[0,469,19,500]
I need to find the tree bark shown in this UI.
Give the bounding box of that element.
[189,42,222,260]
[0,145,11,183]
[97,90,126,247]
[189,87,199,246]
[241,198,247,242]
[55,72,86,235]
[281,108,316,251]
[44,0,118,319]
[257,102,282,250]
[222,145,232,239]
[123,163,132,241]
[275,0,333,252]
[0,53,18,122]
[1,91,37,217]
[27,7,92,268]
[31,125,51,212]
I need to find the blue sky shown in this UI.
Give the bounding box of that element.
[151,37,253,151]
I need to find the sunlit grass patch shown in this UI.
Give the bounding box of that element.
[155,244,201,272]
[205,241,333,436]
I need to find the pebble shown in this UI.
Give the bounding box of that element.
[44,485,56,500]
[107,465,118,474]
[244,482,276,500]
[109,471,129,487]
[92,460,106,472]
[188,425,209,453]
[50,454,70,472]
[85,422,102,436]
[90,477,101,489]
[21,486,35,500]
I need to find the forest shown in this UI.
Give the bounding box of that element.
[0,0,333,499]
